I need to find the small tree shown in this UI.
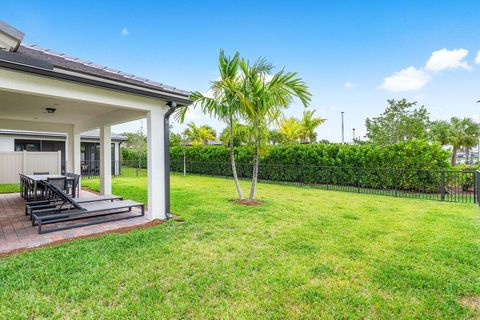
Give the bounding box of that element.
[365,99,430,145]
[449,117,479,165]
[268,129,283,145]
[299,109,326,143]
[278,116,302,143]
[429,120,451,146]
[182,122,216,145]
[234,57,311,202]
[181,50,246,200]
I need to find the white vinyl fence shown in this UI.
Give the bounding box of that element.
[0,151,62,184]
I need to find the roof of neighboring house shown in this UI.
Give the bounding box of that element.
[0,20,191,105]
[0,129,127,141]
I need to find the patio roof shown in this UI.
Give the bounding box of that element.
[0,20,191,223]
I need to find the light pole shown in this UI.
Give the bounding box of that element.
[352,128,356,142]
[341,111,345,144]
[477,101,480,163]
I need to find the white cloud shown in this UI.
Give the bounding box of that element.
[344,81,355,89]
[425,48,471,72]
[121,27,129,37]
[475,50,480,64]
[379,66,430,92]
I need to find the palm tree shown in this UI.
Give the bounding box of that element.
[268,129,283,145]
[234,57,311,202]
[299,109,326,143]
[220,122,252,146]
[182,122,216,145]
[449,117,479,165]
[179,50,246,199]
[429,120,451,146]
[278,116,302,143]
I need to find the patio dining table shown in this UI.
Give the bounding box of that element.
[25,174,76,199]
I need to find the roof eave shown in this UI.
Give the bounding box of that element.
[0,59,193,106]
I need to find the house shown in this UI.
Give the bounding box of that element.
[0,20,191,220]
[0,129,126,175]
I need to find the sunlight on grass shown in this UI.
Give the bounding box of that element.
[1,175,479,318]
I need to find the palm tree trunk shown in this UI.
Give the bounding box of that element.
[451,145,458,166]
[249,138,259,201]
[229,119,243,200]
[465,147,470,165]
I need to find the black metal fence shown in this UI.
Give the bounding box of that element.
[80,160,479,204]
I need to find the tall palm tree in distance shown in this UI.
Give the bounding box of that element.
[299,109,326,143]
[449,117,479,165]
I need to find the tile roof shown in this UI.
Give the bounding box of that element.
[13,44,190,96]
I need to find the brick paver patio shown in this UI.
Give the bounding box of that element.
[0,190,151,254]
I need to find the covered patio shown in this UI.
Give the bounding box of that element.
[0,21,190,253]
[0,190,151,254]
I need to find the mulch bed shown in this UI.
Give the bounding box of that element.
[229,199,264,206]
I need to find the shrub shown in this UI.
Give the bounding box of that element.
[169,140,450,192]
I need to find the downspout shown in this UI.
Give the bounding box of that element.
[164,101,184,218]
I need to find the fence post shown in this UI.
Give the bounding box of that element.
[440,171,445,201]
[394,169,398,197]
[356,167,360,193]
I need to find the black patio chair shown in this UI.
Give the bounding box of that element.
[45,177,66,199]
[30,183,144,234]
[25,182,123,217]
[65,173,80,197]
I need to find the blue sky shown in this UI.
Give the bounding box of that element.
[2,0,480,141]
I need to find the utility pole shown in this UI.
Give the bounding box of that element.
[341,111,345,144]
[352,128,356,142]
[477,101,480,163]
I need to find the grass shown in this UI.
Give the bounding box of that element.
[0,183,19,193]
[1,175,480,318]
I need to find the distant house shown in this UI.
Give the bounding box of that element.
[0,129,126,175]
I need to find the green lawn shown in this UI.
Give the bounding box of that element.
[0,183,19,193]
[1,175,480,319]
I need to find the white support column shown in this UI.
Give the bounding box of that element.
[66,129,74,174]
[147,109,166,220]
[100,125,112,195]
[66,126,81,175]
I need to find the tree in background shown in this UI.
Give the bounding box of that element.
[219,122,252,146]
[170,132,182,146]
[278,116,302,143]
[299,109,326,143]
[182,122,216,146]
[429,120,451,146]
[268,129,283,145]
[449,117,479,165]
[122,131,147,150]
[365,99,429,145]
[233,56,311,202]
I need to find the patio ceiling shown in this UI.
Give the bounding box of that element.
[0,89,147,133]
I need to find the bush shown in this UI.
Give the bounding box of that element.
[170,140,449,170]
[169,140,451,192]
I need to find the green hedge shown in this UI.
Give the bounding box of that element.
[170,140,449,169]
[169,140,451,192]
[120,140,452,192]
